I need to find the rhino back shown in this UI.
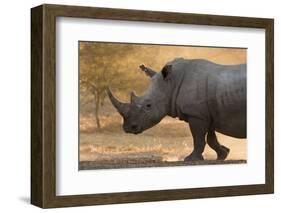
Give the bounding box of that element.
[209,64,246,138]
[170,59,246,138]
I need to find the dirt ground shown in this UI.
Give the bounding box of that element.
[79,114,247,169]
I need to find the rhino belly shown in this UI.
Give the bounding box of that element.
[214,110,246,138]
[210,94,247,139]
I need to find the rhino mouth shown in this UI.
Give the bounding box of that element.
[132,130,143,135]
[123,124,143,135]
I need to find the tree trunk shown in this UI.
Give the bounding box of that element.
[94,93,101,129]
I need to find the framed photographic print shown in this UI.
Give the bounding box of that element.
[31,4,274,208]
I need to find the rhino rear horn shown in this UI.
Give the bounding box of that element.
[106,88,130,117]
[130,91,140,103]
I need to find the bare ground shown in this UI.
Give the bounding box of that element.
[79,115,247,170]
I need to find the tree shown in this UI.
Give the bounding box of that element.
[80,42,140,129]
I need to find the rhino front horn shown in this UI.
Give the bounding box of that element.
[106,88,130,117]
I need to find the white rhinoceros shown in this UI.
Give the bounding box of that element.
[107,58,246,161]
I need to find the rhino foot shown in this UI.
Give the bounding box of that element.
[184,153,204,161]
[217,145,230,160]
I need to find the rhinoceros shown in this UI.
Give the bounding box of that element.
[107,58,246,161]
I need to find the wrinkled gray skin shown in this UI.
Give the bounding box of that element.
[107,58,246,161]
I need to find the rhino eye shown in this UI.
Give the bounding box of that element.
[146,103,151,108]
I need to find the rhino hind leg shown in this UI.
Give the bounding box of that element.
[184,118,208,161]
[207,130,230,160]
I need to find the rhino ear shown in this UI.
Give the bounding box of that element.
[161,64,172,80]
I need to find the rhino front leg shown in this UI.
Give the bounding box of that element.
[184,118,208,161]
[207,130,230,160]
